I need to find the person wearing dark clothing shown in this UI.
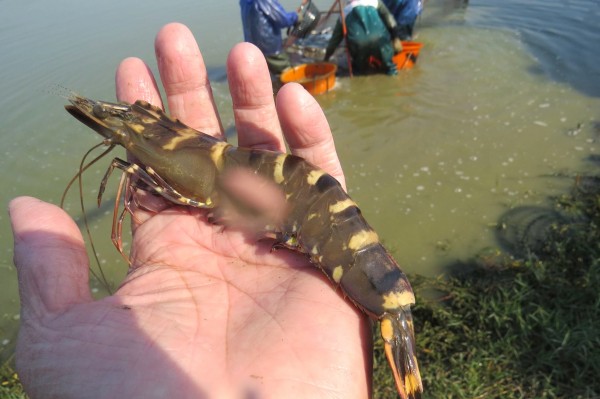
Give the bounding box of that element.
[324,0,401,76]
[239,0,306,74]
[381,0,422,40]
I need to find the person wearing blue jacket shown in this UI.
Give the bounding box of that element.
[381,0,422,40]
[240,0,307,74]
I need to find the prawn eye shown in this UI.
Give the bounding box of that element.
[93,103,109,119]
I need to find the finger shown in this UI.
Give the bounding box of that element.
[276,83,347,190]
[9,197,92,316]
[227,42,286,151]
[115,57,163,106]
[155,22,223,137]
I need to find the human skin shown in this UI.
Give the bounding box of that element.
[10,23,371,399]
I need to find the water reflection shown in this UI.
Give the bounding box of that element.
[467,0,600,98]
[496,205,572,258]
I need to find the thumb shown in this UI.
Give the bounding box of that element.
[9,196,92,317]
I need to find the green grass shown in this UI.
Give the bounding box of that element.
[3,176,600,398]
[1,357,26,399]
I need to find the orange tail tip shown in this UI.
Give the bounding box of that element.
[381,310,423,399]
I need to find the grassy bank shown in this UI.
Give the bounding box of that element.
[3,176,600,398]
[1,356,25,399]
[373,174,600,398]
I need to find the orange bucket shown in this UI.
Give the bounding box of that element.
[280,63,337,95]
[393,41,423,70]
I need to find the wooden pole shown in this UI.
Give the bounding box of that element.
[325,0,338,18]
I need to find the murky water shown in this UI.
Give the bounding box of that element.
[1,0,599,357]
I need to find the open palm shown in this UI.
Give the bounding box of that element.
[10,23,371,399]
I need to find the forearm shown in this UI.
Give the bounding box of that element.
[262,0,298,28]
[324,21,344,60]
[378,0,399,37]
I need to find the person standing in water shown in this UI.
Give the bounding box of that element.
[239,0,308,74]
[324,0,402,76]
[381,0,423,40]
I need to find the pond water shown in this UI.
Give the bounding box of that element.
[1,0,599,358]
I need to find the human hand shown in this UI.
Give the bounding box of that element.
[393,38,403,54]
[10,23,371,399]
